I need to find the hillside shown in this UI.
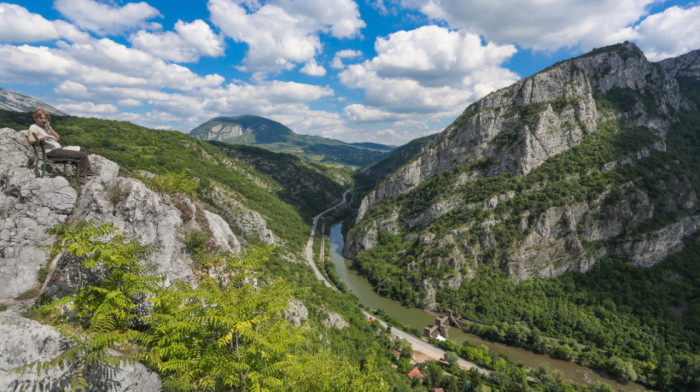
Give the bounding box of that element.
[190,115,394,168]
[0,87,66,116]
[344,43,700,389]
[0,112,417,391]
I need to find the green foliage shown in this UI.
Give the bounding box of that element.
[0,303,7,312]
[281,350,389,391]
[26,220,394,391]
[607,356,637,382]
[35,115,314,251]
[221,143,348,221]
[0,109,32,131]
[136,171,199,196]
[15,288,40,300]
[141,251,301,391]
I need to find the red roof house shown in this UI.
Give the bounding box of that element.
[406,366,425,381]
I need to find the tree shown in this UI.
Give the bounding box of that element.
[444,351,460,373]
[607,356,637,383]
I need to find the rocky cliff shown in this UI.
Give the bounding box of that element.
[0,126,275,390]
[355,43,679,222]
[346,42,699,307]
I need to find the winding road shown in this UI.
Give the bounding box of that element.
[304,191,489,374]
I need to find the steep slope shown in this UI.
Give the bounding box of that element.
[0,87,66,116]
[363,134,437,182]
[0,118,408,391]
[346,42,699,299]
[190,115,394,168]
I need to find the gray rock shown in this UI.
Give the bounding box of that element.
[284,299,308,327]
[619,216,700,267]
[0,129,78,302]
[322,311,348,330]
[0,311,161,392]
[346,43,699,299]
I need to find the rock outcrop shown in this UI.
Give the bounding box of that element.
[0,126,267,390]
[346,43,700,301]
[0,312,161,391]
[355,42,679,223]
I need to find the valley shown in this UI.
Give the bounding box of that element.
[0,41,698,392]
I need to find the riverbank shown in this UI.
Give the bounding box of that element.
[327,223,648,392]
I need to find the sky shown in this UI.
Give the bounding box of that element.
[0,1,698,146]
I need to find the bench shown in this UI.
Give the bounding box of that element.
[22,130,81,181]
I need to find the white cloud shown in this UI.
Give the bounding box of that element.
[632,5,700,61]
[208,0,365,73]
[57,101,119,114]
[175,20,225,57]
[0,3,88,43]
[344,103,402,122]
[402,0,656,52]
[300,59,327,76]
[55,80,90,99]
[118,98,142,107]
[331,49,362,69]
[55,0,162,35]
[130,20,225,62]
[339,25,518,116]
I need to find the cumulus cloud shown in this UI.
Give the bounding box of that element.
[0,3,88,43]
[0,36,227,102]
[55,0,162,35]
[331,49,362,69]
[130,20,225,62]
[631,5,700,61]
[339,25,518,118]
[300,59,327,76]
[57,101,119,115]
[344,103,402,122]
[208,0,365,73]
[402,0,656,51]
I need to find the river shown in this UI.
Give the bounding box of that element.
[329,223,646,391]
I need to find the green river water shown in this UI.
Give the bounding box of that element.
[329,223,646,391]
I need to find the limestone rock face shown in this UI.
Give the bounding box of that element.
[619,216,700,267]
[0,126,260,391]
[0,312,162,392]
[284,299,309,327]
[322,311,348,330]
[207,186,276,246]
[356,43,680,224]
[0,128,78,301]
[197,123,247,142]
[660,49,700,80]
[345,43,700,303]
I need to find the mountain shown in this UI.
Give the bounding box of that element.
[345,42,699,303]
[190,115,394,168]
[0,87,66,116]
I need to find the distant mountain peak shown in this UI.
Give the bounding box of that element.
[190,114,393,168]
[0,87,66,116]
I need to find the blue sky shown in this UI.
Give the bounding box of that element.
[1,1,698,145]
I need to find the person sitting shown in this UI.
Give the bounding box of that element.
[26,109,95,184]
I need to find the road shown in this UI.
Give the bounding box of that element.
[304,191,489,375]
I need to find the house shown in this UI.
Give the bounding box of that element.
[406,366,425,381]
